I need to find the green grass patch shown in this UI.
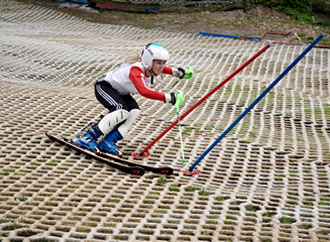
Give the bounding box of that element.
[156,176,167,186]
[263,212,276,217]
[184,186,200,192]
[245,205,260,212]
[198,188,210,196]
[1,170,15,176]
[280,216,296,224]
[107,198,120,203]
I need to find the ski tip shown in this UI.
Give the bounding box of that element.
[44,132,54,140]
[132,152,150,158]
[181,169,201,176]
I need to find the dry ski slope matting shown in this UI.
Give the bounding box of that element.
[0,0,330,241]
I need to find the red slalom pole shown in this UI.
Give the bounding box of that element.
[133,44,271,157]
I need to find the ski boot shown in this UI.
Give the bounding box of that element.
[97,129,123,158]
[74,125,103,153]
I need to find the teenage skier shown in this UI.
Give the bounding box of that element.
[74,43,190,157]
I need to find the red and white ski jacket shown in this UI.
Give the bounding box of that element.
[102,62,175,102]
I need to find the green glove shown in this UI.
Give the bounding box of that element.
[178,66,194,79]
[175,90,185,111]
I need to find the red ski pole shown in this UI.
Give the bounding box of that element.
[133,44,271,158]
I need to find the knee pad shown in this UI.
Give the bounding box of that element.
[118,109,140,138]
[98,109,129,135]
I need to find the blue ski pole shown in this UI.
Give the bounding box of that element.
[189,34,324,172]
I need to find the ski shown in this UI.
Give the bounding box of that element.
[45,132,145,176]
[99,151,173,175]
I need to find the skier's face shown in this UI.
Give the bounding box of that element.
[152,59,166,75]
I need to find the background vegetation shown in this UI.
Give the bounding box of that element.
[252,0,330,28]
[16,0,330,45]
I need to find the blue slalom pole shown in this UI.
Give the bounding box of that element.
[198,32,260,40]
[189,34,324,172]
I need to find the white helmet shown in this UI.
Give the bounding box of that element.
[141,43,169,70]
